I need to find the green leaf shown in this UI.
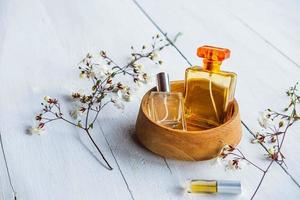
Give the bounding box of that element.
[111,72,116,77]
[77,121,83,128]
[279,121,284,128]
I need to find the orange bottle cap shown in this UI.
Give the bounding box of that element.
[197,45,230,61]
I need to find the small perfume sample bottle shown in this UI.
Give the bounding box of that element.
[184,45,237,130]
[187,179,241,194]
[148,72,186,130]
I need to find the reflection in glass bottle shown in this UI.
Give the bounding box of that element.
[184,46,237,130]
[147,72,186,130]
[148,91,186,130]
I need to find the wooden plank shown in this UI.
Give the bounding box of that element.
[133,0,300,198]
[220,0,300,68]
[0,2,12,199]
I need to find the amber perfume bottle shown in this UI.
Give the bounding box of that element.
[184,45,237,130]
[148,72,186,130]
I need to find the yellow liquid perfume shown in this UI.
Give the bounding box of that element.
[184,45,237,130]
[148,72,186,130]
[187,179,241,194]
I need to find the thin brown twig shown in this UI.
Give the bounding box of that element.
[84,128,113,170]
[250,161,274,200]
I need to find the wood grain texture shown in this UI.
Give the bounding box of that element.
[222,0,300,68]
[136,81,242,160]
[0,0,299,199]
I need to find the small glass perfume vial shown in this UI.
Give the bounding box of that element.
[187,179,241,194]
[148,72,186,130]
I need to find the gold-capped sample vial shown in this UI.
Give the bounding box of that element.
[148,72,186,130]
[184,45,237,130]
[187,179,241,194]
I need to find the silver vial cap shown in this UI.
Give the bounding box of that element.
[218,180,241,194]
[156,72,170,92]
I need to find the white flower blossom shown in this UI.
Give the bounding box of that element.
[29,126,44,135]
[268,147,275,155]
[44,96,51,102]
[79,72,86,79]
[210,156,225,166]
[89,71,96,79]
[135,73,151,84]
[71,89,84,101]
[226,160,239,170]
[70,109,79,119]
[117,87,132,102]
[227,160,238,170]
[258,111,273,128]
[95,65,111,78]
[221,144,233,154]
[112,98,125,110]
[151,52,160,60]
[70,105,86,119]
[142,73,151,83]
[131,56,136,61]
[136,64,144,70]
[132,62,139,68]
[226,159,247,170]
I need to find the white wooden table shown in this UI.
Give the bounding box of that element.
[1,0,300,199]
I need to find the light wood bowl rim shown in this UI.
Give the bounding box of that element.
[141,80,239,134]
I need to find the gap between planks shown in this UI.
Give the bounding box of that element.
[226,13,300,69]
[132,0,300,189]
[97,122,135,200]
[0,132,17,199]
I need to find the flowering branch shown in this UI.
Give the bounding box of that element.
[219,82,300,199]
[30,33,180,170]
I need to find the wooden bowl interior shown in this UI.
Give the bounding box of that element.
[136,80,242,161]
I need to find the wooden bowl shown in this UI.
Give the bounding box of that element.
[135,80,242,161]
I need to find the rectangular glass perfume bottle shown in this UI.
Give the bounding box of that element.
[184,45,237,130]
[148,72,186,130]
